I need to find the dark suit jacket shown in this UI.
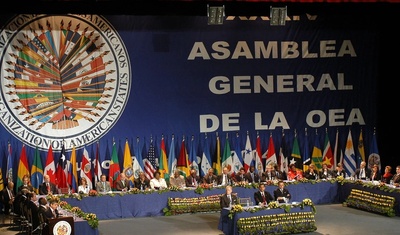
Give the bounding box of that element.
[217,174,233,185]
[0,187,14,214]
[115,179,131,191]
[26,200,40,229]
[319,169,333,179]
[186,175,201,187]
[202,174,218,184]
[304,170,319,180]
[134,178,150,190]
[235,173,246,182]
[244,172,260,183]
[273,188,291,203]
[354,168,371,179]
[334,169,346,177]
[273,170,287,180]
[254,190,274,205]
[220,193,238,208]
[370,171,382,181]
[39,182,58,195]
[261,171,277,181]
[38,205,54,222]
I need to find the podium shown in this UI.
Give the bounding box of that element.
[44,217,75,235]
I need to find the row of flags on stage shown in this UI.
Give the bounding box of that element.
[0,128,382,191]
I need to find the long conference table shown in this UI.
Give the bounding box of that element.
[63,181,339,220]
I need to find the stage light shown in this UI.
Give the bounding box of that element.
[207,5,225,25]
[270,6,287,26]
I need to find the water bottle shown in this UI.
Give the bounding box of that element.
[390,180,394,185]
[140,184,144,191]
[246,199,249,207]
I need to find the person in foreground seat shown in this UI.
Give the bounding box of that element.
[220,185,238,209]
[273,180,291,203]
[254,183,274,206]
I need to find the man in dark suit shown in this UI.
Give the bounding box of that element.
[304,164,319,180]
[254,183,274,206]
[333,163,346,178]
[273,180,291,203]
[245,166,260,183]
[319,163,333,179]
[39,174,58,195]
[220,185,238,208]
[186,169,201,188]
[115,173,131,191]
[353,161,371,180]
[38,197,52,222]
[25,192,40,229]
[202,168,218,185]
[1,181,15,215]
[218,167,233,186]
[17,175,34,193]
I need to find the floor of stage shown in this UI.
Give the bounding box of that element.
[1,203,399,235]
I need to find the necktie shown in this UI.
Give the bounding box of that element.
[47,183,50,192]
[103,182,106,191]
[360,169,364,177]
[122,180,125,187]
[262,192,266,203]
[228,195,232,204]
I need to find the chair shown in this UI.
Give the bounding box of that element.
[20,202,33,234]
[32,213,47,235]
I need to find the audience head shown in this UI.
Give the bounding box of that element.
[278,180,285,189]
[385,165,392,173]
[173,170,180,178]
[7,181,14,190]
[39,197,47,206]
[258,183,266,191]
[100,174,107,182]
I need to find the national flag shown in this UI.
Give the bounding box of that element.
[368,130,381,170]
[255,133,264,174]
[303,129,311,172]
[6,142,13,183]
[357,129,366,167]
[200,135,212,177]
[109,141,121,189]
[56,145,68,189]
[17,144,30,191]
[243,133,253,172]
[231,133,243,175]
[0,168,3,191]
[68,145,78,193]
[189,135,199,176]
[344,129,357,177]
[30,145,43,194]
[44,145,56,184]
[133,138,144,179]
[159,136,169,179]
[123,139,134,183]
[290,132,303,171]
[265,133,277,167]
[143,139,157,179]
[311,132,323,170]
[322,131,334,169]
[221,134,233,175]
[333,129,343,168]
[177,137,190,177]
[80,147,93,188]
[279,132,289,173]
[168,135,177,176]
[93,141,102,185]
[213,135,222,175]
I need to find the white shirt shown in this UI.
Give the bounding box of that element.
[150,178,168,190]
[78,184,91,194]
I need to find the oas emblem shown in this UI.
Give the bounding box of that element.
[53,220,72,235]
[0,14,131,151]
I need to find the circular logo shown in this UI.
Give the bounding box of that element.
[0,14,131,151]
[53,220,72,235]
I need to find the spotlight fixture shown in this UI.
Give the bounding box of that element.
[207,5,225,25]
[270,6,287,26]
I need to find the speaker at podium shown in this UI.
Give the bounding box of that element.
[44,216,75,235]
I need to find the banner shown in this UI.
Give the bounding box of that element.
[0,14,379,178]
